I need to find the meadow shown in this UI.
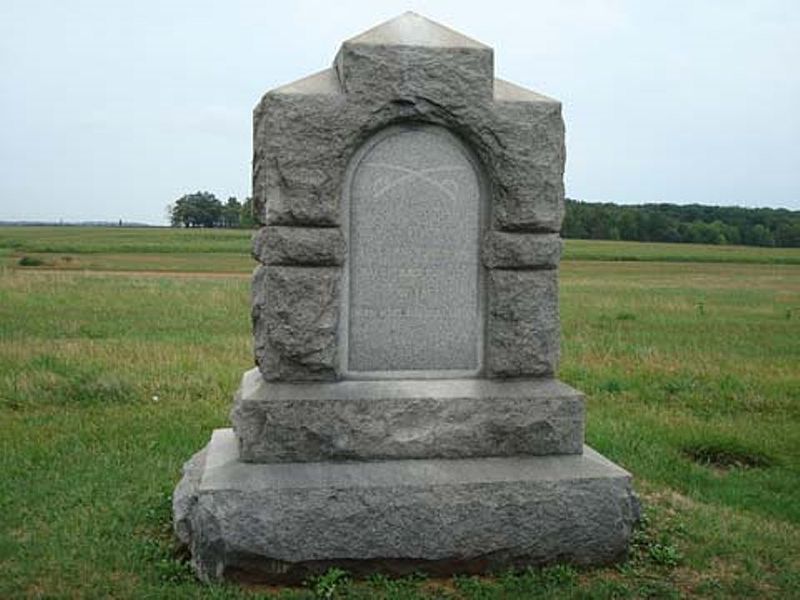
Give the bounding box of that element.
[1,226,798,598]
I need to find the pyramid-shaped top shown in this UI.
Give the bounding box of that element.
[345,11,489,49]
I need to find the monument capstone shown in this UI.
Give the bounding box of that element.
[174,12,639,583]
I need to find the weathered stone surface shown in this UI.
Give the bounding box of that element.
[334,12,494,103]
[231,369,584,462]
[252,226,344,266]
[486,269,559,377]
[252,16,564,234]
[252,266,340,381]
[483,231,562,269]
[249,15,566,380]
[176,429,640,583]
[253,78,564,233]
[491,79,565,232]
[173,446,207,547]
[251,69,346,227]
[345,124,483,375]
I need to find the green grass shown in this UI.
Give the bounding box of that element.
[3,226,799,270]
[560,262,800,526]
[0,226,253,254]
[563,239,800,264]
[9,251,253,273]
[1,228,799,598]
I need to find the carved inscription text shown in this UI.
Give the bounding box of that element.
[346,126,482,374]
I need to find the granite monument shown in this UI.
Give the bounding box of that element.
[174,12,639,583]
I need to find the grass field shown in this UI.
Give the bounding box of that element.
[0,226,251,254]
[3,226,800,269]
[1,226,799,598]
[562,239,800,265]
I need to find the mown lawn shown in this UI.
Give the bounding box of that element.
[0,228,798,598]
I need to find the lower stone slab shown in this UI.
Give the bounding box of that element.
[231,368,584,462]
[174,429,640,583]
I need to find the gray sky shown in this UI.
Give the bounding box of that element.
[1,0,798,224]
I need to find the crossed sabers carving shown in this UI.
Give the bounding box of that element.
[363,163,468,201]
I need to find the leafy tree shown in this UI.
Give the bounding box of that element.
[169,192,223,228]
[222,197,241,228]
[617,209,640,241]
[562,199,799,248]
[775,222,800,247]
[745,224,775,247]
[168,193,259,228]
[239,197,257,228]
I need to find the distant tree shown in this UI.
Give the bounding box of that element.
[169,192,223,227]
[561,199,589,238]
[617,209,640,241]
[745,224,775,247]
[222,197,242,228]
[562,199,799,248]
[775,221,800,247]
[687,221,724,245]
[239,197,258,228]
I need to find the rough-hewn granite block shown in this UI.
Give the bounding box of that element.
[335,43,494,104]
[483,231,562,269]
[252,266,340,381]
[174,429,640,583]
[486,269,559,377]
[334,13,493,103]
[231,369,584,462]
[253,76,565,232]
[252,226,345,266]
[252,74,347,227]
[490,79,565,232]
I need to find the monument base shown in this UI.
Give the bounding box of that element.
[174,429,639,583]
[231,368,585,463]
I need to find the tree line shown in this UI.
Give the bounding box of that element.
[562,200,800,247]
[167,192,256,228]
[168,191,799,248]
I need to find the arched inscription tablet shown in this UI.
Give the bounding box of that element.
[345,125,483,376]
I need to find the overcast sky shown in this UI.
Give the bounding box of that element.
[1,1,797,223]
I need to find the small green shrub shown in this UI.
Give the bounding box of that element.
[647,541,682,567]
[683,441,775,470]
[599,379,623,393]
[309,567,349,599]
[18,255,45,266]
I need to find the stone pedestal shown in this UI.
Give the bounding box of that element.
[231,368,585,462]
[175,429,638,584]
[174,371,639,583]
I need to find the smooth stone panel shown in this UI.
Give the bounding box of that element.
[174,429,640,583]
[231,369,584,462]
[345,125,482,375]
[252,266,340,381]
[486,269,559,377]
